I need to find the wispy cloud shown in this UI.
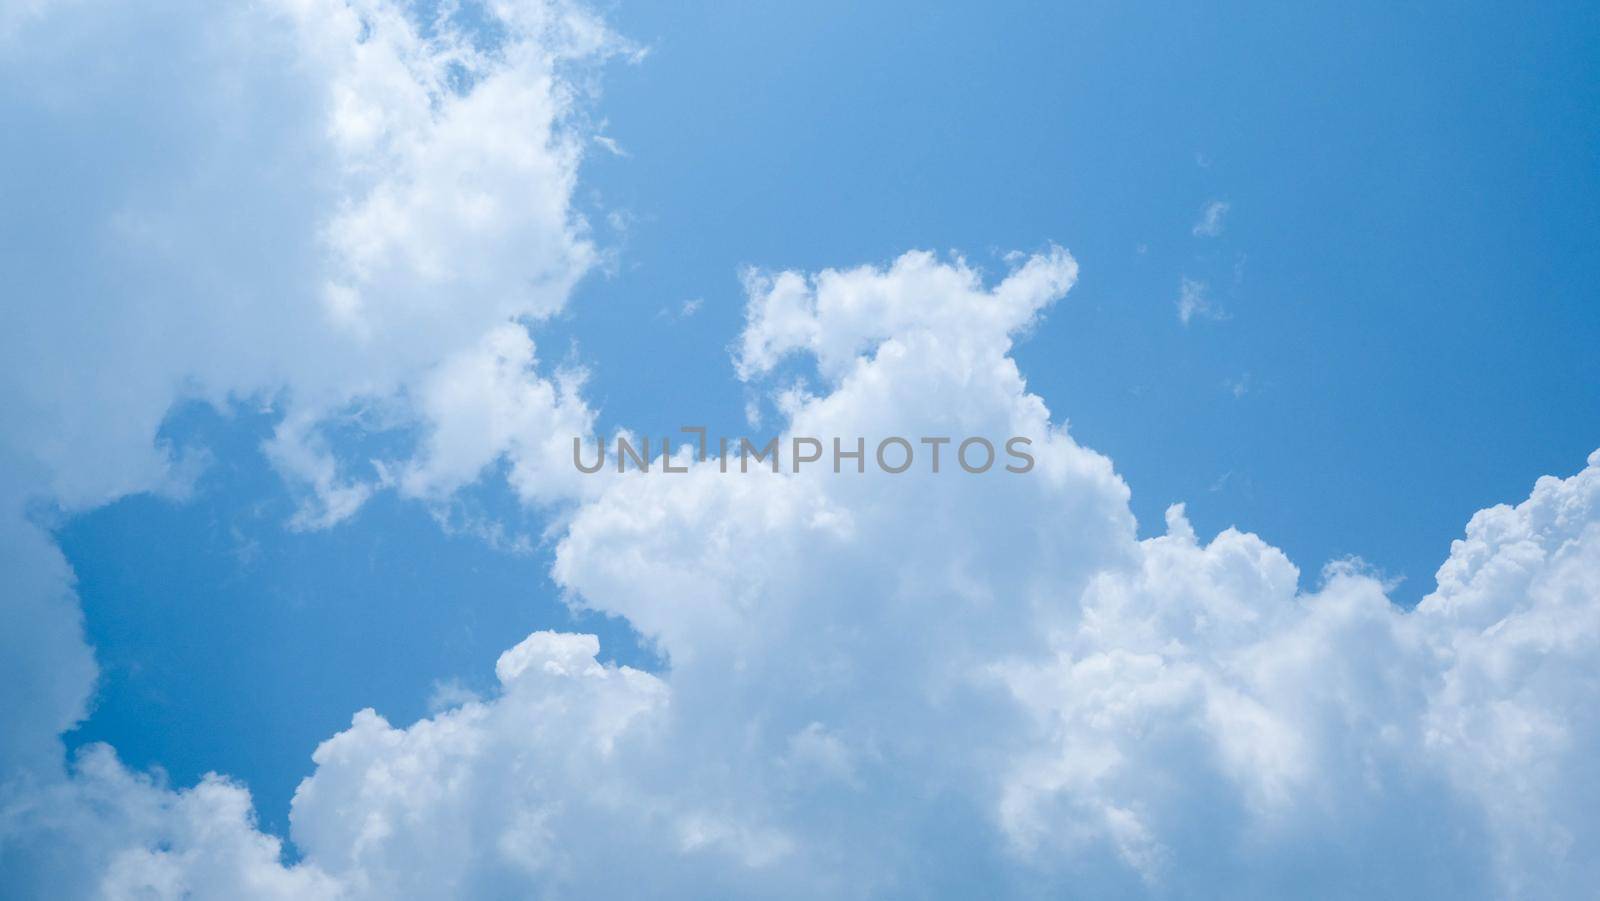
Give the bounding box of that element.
[1177,276,1224,324]
[656,297,703,321]
[1192,199,1230,237]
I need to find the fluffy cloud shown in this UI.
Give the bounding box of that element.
[0,0,616,880]
[0,0,613,528]
[4,4,1600,900]
[290,632,673,898]
[1418,458,1600,897]
[551,252,1600,896]
[49,248,1577,899]
[1,746,338,900]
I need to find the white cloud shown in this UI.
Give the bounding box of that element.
[1193,199,1230,237]
[1177,276,1222,324]
[0,0,622,885]
[5,232,1600,896]
[3,4,1600,899]
[656,297,703,321]
[0,745,339,900]
[0,0,621,531]
[288,632,676,897]
[249,251,1600,896]
[394,322,598,507]
[736,247,1076,381]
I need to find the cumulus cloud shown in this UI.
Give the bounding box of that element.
[4,4,1600,900]
[18,249,1577,898]
[0,0,616,530]
[1,746,339,900]
[0,0,618,881]
[551,252,1600,897]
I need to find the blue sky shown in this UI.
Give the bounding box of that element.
[563,0,1598,577]
[61,0,1600,834]
[5,1,1600,897]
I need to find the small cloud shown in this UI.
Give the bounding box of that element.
[656,298,704,321]
[1177,277,1225,325]
[228,525,262,569]
[1224,373,1250,398]
[594,134,627,157]
[1192,200,1230,237]
[605,208,637,235]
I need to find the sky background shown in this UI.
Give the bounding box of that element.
[16,0,1593,882]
